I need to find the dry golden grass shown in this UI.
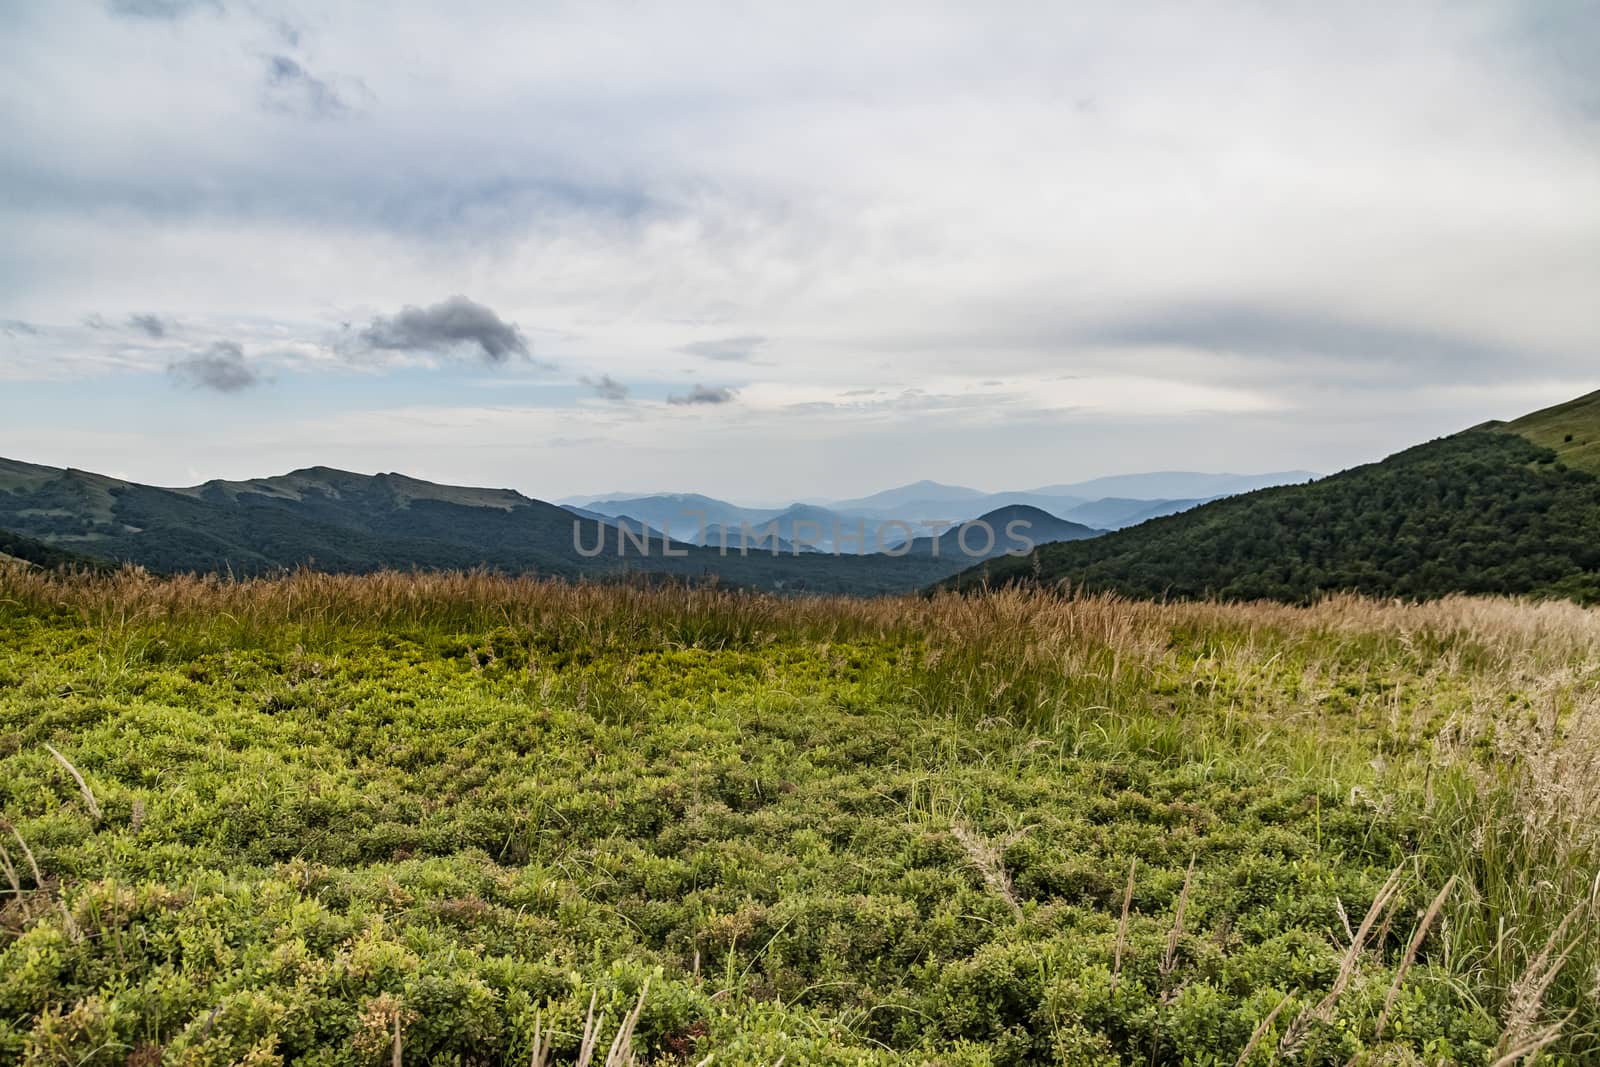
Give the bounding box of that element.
[8,565,1600,671]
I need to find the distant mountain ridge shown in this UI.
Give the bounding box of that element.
[571,469,1317,543]
[827,480,989,512]
[1026,471,1319,500]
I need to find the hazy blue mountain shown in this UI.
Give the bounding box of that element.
[825,480,987,512]
[561,506,659,538]
[1027,471,1319,500]
[574,494,972,555]
[1099,498,1211,528]
[697,524,805,554]
[836,491,1224,532]
[572,473,1318,536]
[563,505,618,523]
[844,491,1080,523]
[575,493,753,536]
[757,504,907,554]
[899,505,1101,559]
[1059,496,1209,530]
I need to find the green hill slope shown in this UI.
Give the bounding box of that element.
[947,390,1600,603]
[1500,388,1600,474]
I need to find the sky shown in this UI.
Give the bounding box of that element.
[2,1,1597,503]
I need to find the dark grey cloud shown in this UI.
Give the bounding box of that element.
[169,341,261,392]
[580,374,630,401]
[667,383,738,405]
[1088,303,1521,381]
[263,55,350,119]
[128,313,168,339]
[1,320,39,337]
[107,0,219,18]
[358,295,531,365]
[677,335,766,362]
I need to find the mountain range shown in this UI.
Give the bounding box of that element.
[0,459,1100,593]
[567,470,1317,550]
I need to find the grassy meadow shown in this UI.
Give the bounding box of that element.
[0,568,1597,1065]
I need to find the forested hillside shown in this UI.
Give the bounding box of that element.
[950,421,1600,603]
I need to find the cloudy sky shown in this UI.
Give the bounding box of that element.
[2,2,1596,502]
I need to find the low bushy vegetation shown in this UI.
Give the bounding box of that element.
[1,569,1596,1064]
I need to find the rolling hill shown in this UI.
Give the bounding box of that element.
[947,390,1600,603]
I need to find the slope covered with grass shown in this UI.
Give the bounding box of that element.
[1502,387,1600,475]
[1,572,1596,1064]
